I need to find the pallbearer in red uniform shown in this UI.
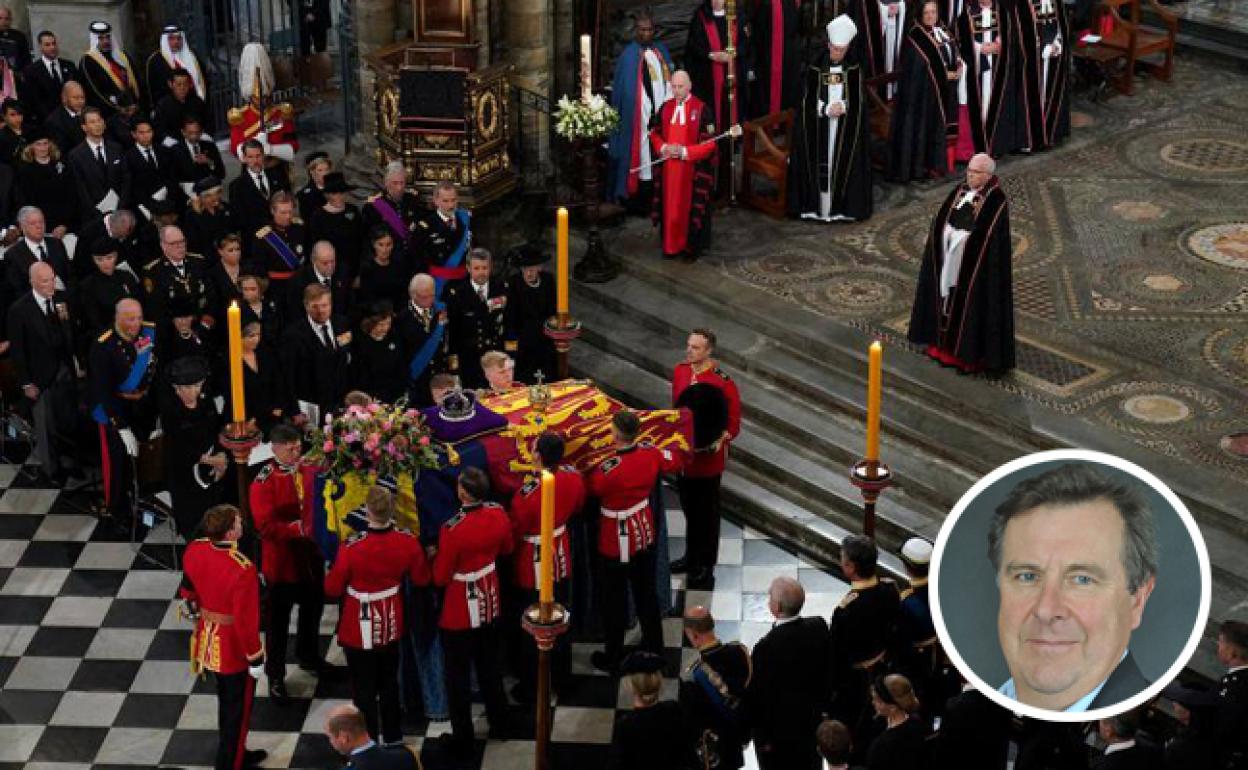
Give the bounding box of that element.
[179,504,268,770]
[431,467,514,757]
[671,328,741,590]
[649,71,740,262]
[248,423,329,703]
[508,432,586,700]
[325,486,430,745]
[587,411,685,673]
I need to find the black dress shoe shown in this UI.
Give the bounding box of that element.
[269,680,290,705]
[299,658,343,678]
[670,557,690,574]
[590,651,618,675]
[242,748,268,767]
[432,733,474,758]
[687,569,716,590]
[509,681,535,705]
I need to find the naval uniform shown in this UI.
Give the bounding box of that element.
[587,443,684,667]
[432,501,514,745]
[1218,665,1248,770]
[88,322,158,520]
[830,575,901,725]
[681,638,753,770]
[411,208,471,286]
[362,190,422,263]
[249,459,325,683]
[325,524,431,744]
[250,221,307,309]
[445,276,509,389]
[180,539,265,770]
[395,301,449,407]
[143,254,214,326]
[891,578,940,716]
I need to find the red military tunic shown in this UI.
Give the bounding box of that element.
[587,444,684,562]
[432,502,514,631]
[649,95,718,256]
[324,525,431,650]
[180,539,265,674]
[508,467,586,590]
[672,361,743,478]
[249,460,322,585]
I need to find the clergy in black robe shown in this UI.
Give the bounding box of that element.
[160,356,227,539]
[887,2,962,182]
[502,245,557,384]
[956,0,1027,157]
[686,0,749,198]
[907,154,1015,374]
[789,16,873,223]
[1017,0,1071,150]
[750,0,802,118]
[850,0,914,100]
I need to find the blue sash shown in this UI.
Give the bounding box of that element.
[692,660,749,731]
[262,229,301,271]
[409,303,447,381]
[430,209,472,295]
[91,327,156,424]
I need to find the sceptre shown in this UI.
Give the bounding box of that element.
[629,125,744,174]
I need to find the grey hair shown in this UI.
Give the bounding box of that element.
[769,576,805,618]
[109,209,136,229]
[408,273,434,293]
[16,206,42,226]
[383,161,406,182]
[467,247,491,264]
[311,240,336,260]
[433,180,457,195]
[987,463,1158,593]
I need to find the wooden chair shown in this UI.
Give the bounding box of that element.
[740,109,795,219]
[1095,0,1178,95]
[865,72,900,170]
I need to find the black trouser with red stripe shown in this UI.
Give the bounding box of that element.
[213,669,255,770]
[97,424,135,521]
[344,642,403,745]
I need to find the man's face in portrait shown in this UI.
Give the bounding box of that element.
[996,499,1154,710]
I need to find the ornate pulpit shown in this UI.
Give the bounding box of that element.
[366,0,515,206]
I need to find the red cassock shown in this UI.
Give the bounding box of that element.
[180,540,265,674]
[248,460,322,585]
[672,361,743,478]
[587,444,684,562]
[508,467,586,591]
[432,502,514,630]
[324,525,431,650]
[649,96,718,257]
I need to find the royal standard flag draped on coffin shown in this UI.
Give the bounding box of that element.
[311,380,694,563]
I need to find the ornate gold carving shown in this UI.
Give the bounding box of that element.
[475,89,500,142]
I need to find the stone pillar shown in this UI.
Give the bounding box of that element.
[474,0,489,67]
[507,0,553,170]
[352,0,399,167]
[27,0,135,58]
[553,0,575,99]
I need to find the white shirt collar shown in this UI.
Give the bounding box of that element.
[33,290,54,306]
[43,55,58,66]
[314,270,332,283]
[87,138,104,151]
[350,740,376,756]
[1229,664,1248,674]
[773,614,800,626]
[1105,740,1135,756]
[25,237,45,253]
[309,316,333,335]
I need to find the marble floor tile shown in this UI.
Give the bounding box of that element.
[0,489,60,516]
[92,727,173,765]
[0,623,37,655]
[4,655,80,690]
[128,660,198,694]
[742,564,798,593]
[115,571,183,601]
[0,567,70,596]
[40,596,114,627]
[72,543,137,571]
[32,515,98,543]
[549,706,614,744]
[0,538,27,567]
[48,691,126,727]
[84,628,157,660]
[0,724,46,761]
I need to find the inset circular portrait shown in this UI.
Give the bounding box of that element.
[930,449,1211,721]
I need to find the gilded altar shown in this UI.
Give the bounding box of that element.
[367,42,516,207]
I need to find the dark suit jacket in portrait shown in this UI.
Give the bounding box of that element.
[1089,651,1152,710]
[748,616,833,767]
[166,138,226,190]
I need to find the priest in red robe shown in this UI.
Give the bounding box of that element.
[649,71,740,262]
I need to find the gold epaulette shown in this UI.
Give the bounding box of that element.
[98,329,114,342]
[255,226,272,238]
[228,549,253,568]
[143,259,160,272]
[227,107,244,126]
[292,217,304,225]
[367,192,381,202]
[142,321,155,327]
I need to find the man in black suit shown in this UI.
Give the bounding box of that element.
[1216,620,1248,770]
[395,273,449,406]
[6,206,72,297]
[165,115,225,199]
[67,106,129,217]
[297,0,333,55]
[1096,709,1164,770]
[990,463,1157,713]
[7,261,77,482]
[324,704,420,770]
[0,7,30,71]
[748,577,832,770]
[935,681,1011,769]
[279,281,351,426]
[285,240,350,320]
[152,69,209,146]
[43,80,85,152]
[229,139,289,236]
[21,31,80,125]
[121,114,172,219]
[444,248,508,389]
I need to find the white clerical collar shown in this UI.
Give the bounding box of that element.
[672,98,688,125]
[1104,740,1135,756]
[66,107,79,118]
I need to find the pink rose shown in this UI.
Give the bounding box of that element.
[364,434,380,452]
[367,403,381,414]
[419,436,430,447]
[322,441,335,452]
[344,431,360,443]
[353,458,364,468]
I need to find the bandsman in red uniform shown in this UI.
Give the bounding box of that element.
[249,423,329,703]
[324,486,431,745]
[431,466,513,757]
[587,410,684,674]
[508,432,586,701]
[179,504,268,770]
[671,327,741,589]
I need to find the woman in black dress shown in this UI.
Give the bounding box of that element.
[503,244,558,384]
[866,674,931,770]
[15,130,80,238]
[72,237,142,340]
[887,0,963,182]
[205,232,246,327]
[356,227,409,317]
[160,356,228,540]
[607,652,693,770]
[227,321,291,437]
[0,98,28,165]
[238,274,283,349]
[352,302,406,404]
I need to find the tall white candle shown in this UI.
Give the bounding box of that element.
[580,34,593,101]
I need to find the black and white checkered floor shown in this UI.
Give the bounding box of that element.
[0,464,853,769]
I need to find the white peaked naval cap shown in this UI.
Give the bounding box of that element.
[826,14,858,46]
[901,537,933,565]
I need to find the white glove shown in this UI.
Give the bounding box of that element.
[119,428,139,457]
[151,186,168,202]
[249,663,264,679]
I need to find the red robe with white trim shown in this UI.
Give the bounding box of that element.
[649,95,718,258]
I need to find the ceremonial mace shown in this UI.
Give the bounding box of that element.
[850,341,892,538]
[524,387,570,770]
[726,0,740,204]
